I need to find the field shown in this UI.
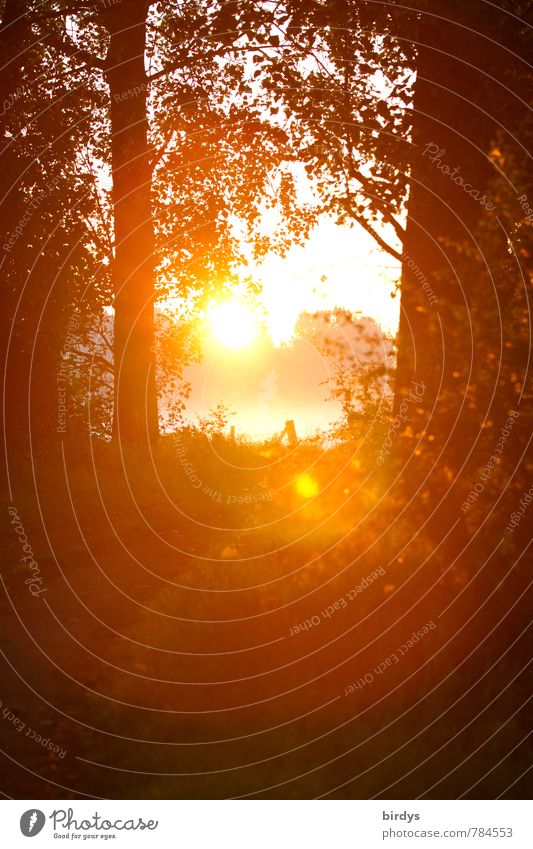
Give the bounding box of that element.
[1,430,530,799]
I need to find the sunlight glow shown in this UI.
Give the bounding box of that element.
[295,474,319,499]
[256,218,401,342]
[208,301,258,350]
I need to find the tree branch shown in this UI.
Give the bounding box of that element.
[80,148,114,253]
[43,23,105,71]
[343,150,406,244]
[349,213,402,262]
[149,129,178,171]
[340,185,402,262]
[69,349,114,374]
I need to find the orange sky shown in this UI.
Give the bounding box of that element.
[255,216,400,342]
[178,217,399,440]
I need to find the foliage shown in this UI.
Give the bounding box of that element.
[297,309,394,438]
[196,402,236,439]
[246,0,415,261]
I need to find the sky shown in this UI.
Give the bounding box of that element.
[180,214,400,439]
[256,216,400,341]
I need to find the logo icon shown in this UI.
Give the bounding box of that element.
[20,810,46,837]
[258,369,278,405]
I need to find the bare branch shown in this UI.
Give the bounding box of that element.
[80,148,114,253]
[343,150,406,244]
[42,22,105,71]
[347,212,402,262]
[69,349,114,374]
[149,130,177,171]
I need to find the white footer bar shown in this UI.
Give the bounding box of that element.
[1,799,529,848]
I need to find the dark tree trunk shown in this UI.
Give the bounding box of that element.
[0,0,32,456]
[392,0,528,538]
[394,0,527,427]
[103,0,158,447]
[395,1,506,416]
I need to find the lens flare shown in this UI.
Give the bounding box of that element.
[295,474,319,499]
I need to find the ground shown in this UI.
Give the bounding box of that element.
[0,433,530,799]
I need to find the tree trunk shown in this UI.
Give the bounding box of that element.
[103,0,158,447]
[0,0,32,456]
[394,0,525,428]
[392,0,527,538]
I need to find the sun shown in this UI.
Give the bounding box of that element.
[208,300,258,350]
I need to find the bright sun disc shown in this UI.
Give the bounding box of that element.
[208,301,258,350]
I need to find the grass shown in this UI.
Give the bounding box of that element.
[0,427,530,798]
